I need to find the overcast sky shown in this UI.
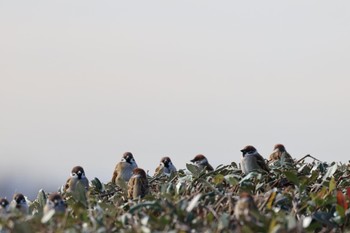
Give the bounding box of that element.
[1,1,350,199]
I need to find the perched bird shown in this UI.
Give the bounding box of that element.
[112,152,138,184]
[43,193,66,215]
[64,166,89,192]
[190,154,214,172]
[128,168,149,199]
[10,193,29,214]
[269,144,294,165]
[0,198,9,214]
[154,156,177,176]
[240,145,269,174]
[234,192,259,222]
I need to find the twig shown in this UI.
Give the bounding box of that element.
[337,174,350,183]
[98,191,117,198]
[296,154,321,164]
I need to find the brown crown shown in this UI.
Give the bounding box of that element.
[240,145,257,153]
[71,166,85,174]
[274,144,286,152]
[191,154,206,162]
[0,198,9,207]
[123,152,133,158]
[239,192,253,198]
[48,192,63,202]
[161,156,171,162]
[133,168,147,177]
[13,193,26,204]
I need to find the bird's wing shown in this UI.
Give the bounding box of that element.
[127,176,136,199]
[81,178,89,190]
[64,177,71,192]
[154,165,163,177]
[137,177,149,198]
[111,163,120,183]
[141,178,149,197]
[256,154,269,171]
[206,163,214,171]
[269,151,281,161]
[281,152,294,164]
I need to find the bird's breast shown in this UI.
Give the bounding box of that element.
[241,155,260,174]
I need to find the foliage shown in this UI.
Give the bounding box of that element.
[2,159,350,232]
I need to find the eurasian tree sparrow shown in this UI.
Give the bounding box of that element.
[43,193,66,215]
[0,198,9,214]
[234,192,259,222]
[190,154,214,172]
[128,168,149,199]
[10,193,29,214]
[269,144,294,165]
[64,166,89,193]
[112,152,138,184]
[154,156,177,176]
[240,145,269,174]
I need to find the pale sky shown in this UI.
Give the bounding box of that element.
[1,1,350,199]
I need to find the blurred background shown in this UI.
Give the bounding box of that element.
[1,0,350,200]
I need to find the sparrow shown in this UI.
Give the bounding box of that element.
[64,166,89,193]
[128,168,149,199]
[234,192,259,222]
[269,144,294,165]
[154,156,177,176]
[112,152,138,184]
[190,154,214,172]
[10,193,29,214]
[43,193,66,215]
[0,198,9,214]
[240,145,269,174]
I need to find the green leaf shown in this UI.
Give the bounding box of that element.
[186,163,200,177]
[224,174,239,186]
[283,171,299,186]
[129,201,160,214]
[186,194,202,212]
[91,177,103,192]
[218,213,229,230]
[37,189,47,208]
[41,209,55,224]
[336,204,346,218]
[322,163,338,181]
[329,177,336,192]
[213,174,224,185]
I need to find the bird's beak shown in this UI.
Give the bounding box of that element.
[190,159,195,163]
[240,149,245,153]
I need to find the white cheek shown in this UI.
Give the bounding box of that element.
[47,201,54,208]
